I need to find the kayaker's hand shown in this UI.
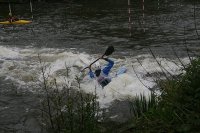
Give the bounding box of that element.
[103,58,109,61]
[101,55,105,59]
[88,65,92,70]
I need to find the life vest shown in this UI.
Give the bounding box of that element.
[96,74,111,87]
[7,16,19,23]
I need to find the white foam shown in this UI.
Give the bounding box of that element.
[0,46,19,59]
[0,46,190,108]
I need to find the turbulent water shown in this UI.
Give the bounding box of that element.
[0,0,200,132]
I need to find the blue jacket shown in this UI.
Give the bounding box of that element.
[89,58,114,79]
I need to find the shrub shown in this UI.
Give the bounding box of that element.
[132,58,200,133]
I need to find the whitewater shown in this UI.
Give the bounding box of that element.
[0,45,190,108]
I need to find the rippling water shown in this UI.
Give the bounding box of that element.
[0,0,199,55]
[0,0,200,132]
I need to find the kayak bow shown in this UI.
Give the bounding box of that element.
[0,20,32,25]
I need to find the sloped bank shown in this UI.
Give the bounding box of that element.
[130,57,200,133]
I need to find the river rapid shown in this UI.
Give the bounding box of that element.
[0,0,200,132]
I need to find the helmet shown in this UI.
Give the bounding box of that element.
[95,69,101,77]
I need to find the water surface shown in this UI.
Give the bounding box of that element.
[0,0,200,132]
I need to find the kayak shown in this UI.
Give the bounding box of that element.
[81,66,133,93]
[0,20,32,25]
[116,66,127,76]
[83,66,128,82]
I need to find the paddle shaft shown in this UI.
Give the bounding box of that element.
[81,55,104,71]
[81,46,114,72]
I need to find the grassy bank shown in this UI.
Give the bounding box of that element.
[132,57,200,133]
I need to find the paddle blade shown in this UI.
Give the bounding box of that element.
[104,46,114,56]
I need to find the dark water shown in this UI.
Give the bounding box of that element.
[0,0,200,56]
[0,0,200,132]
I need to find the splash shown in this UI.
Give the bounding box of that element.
[0,46,189,107]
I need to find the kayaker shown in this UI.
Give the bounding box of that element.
[7,13,19,23]
[88,57,114,88]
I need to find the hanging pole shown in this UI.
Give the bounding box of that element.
[158,0,160,10]
[30,0,33,21]
[128,0,132,37]
[142,0,145,32]
[8,1,12,15]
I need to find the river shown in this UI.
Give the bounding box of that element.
[0,0,200,132]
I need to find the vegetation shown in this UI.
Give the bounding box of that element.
[38,55,102,133]
[132,57,200,133]
[40,84,101,133]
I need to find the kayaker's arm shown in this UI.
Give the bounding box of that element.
[102,58,114,76]
[88,66,95,78]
